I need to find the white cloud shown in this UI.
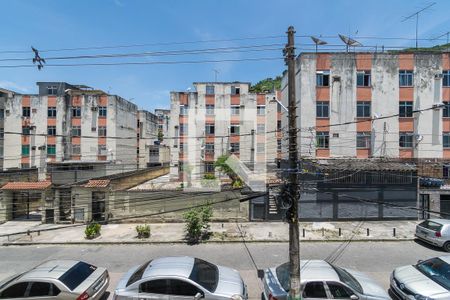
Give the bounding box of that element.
[0,80,30,93]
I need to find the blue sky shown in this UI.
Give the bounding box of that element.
[2,0,450,111]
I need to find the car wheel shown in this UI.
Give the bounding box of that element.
[444,242,450,252]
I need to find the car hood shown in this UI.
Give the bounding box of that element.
[394,265,449,298]
[344,268,389,299]
[214,266,245,297]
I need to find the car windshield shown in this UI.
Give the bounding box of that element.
[188,258,219,292]
[275,263,290,292]
[126,260,152,287]
[331,265,363,294]
[416,258,450,289]
[0,274,23,290]
[59,261,97,290]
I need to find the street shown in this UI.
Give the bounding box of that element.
[0,240,445,299]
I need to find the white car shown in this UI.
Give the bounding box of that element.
[415,219,450,252]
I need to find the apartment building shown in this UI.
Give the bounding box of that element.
[169,82,282,181]
[154,108,170,145]
[138,110,170,168]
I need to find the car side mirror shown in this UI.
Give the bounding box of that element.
[194,292,204,300]
[257,269,265,279]
[350,295,359,300]
[417,259,423,264]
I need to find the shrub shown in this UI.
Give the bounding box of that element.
[203,174,216,180]
[136,224,151,238]
[85,222,101,239]
[183,202,212,242]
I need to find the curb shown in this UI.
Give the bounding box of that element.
[1,238,415,246]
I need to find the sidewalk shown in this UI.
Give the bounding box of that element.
[0,220,420,245]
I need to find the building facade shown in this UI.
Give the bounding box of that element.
[168,82,282,182]
[154,108,170,145]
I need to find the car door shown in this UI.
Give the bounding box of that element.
[0,282,29,299]
[167,279,204,300]
[138,279,170,300]
[25,282,62,300]
[325,282,356,299]
[302,282,330,300]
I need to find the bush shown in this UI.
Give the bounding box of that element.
[85,222,101,239]
[183,202,212,242]
[203,174,216,180]
[136,224,151,238]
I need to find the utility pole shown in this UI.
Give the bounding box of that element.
[284,26,301,300]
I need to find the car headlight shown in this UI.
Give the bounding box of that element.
[414,295,433,300]
[231,295,244,300]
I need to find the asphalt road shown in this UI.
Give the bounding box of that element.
[0,240,445,299]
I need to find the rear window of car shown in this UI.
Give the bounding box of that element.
[275,263,290,292]
[126,261,152,287]
[59,262,97,290]
[189,258,219,292]
[419,221,443,231]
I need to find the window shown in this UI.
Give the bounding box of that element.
[22,107,30,117]
[357,101,371,118]
[47,145,56,155]
[71,126,81,137]
[303,282,327,298]
[72,107,81,118]
[357,70,371,87]
[231,86,240,95]
[316,71,330,87]
[180,105,188,115]
[399,101,413,117]
[98,106,107,117]
[0,282,28,298]
[179,142,186,152]
[0,109,4,119]
[180,124,188,135]
[28,282,60,297]
[277,140,282,151]
[47,126,56,136]
[0,128,3,138]
[444,102,450,117]
[257,124,265,134]
[230,142,239,153]
[316,132,329,149]
[277,120,282,130]
[98,144,107,155]
[139,279,168,294]
[168,279,201,296]
[22,145,30,156]
[206,85,215,95]
[399,70,414,87]
[205,143,214,154]
[257,143,265,153]
[230,125,240,135]
[22,126,30,135]
[205,124,215,135]
[444,133,450,148]
[444,70,450,87]
[47,107,57,118]
[98,126,107,137]
[206,104,214,115]
[316,101,329,118]
[327,282,353,299]
[231,105,240,115]
[357,132,371,149]
[257,105,266,115]
[444,165,450,179]
[127,261,152,287]
[47,86,58,95]
[204,162,215,174]
[399,132,414,148]
[72,144,81,155]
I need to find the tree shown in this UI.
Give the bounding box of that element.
[157,130,164,142]
[249,76,282,93]
[214,155,242,187]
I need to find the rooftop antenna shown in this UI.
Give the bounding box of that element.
[213,69,220,82]
[310,36,327,53]
[338,34,362,52]
[402,2,436,49]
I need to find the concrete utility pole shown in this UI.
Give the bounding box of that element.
[284,26,301,299]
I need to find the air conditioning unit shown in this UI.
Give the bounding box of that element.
[435,73,444,79]
[91,107,98,111]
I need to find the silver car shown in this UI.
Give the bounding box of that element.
[262,260,389,300]
[113,256,247,300]
[415,219,450,252]
[0,260,109,300]
[390,256,450,300]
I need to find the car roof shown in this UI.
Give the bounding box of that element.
[142,256,195,280]
[425,219,450,225]
[300,260,340,282]
[20,260,80,281]
[438,256,450,264]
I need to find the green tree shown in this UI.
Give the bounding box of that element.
[249,76,282,93]
[157,130,164,142]
[183,202,212,243]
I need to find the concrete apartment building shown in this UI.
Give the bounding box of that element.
[138,110,170,168]
[154,108,170,145]
[169,82,281,182]
[279,52,450,220]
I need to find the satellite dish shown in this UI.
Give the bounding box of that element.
[310,36,327,52]
[339,34,362,52]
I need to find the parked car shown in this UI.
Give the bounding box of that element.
[113,256,247,300]
[0,259,109,300]
[415,219,450,252]
[390,256,450,300]
[262,260,389,300]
